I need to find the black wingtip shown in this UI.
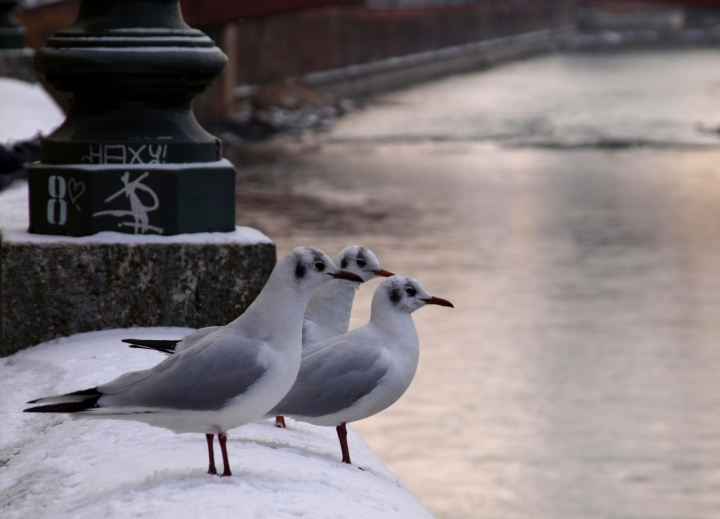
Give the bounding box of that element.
[127,344,176,354]
[24,388,102,413]
[24,399,100,413]
[122,338,179,354]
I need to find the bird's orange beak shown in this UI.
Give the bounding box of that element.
[372,268,394,277]
[421,296,454,308]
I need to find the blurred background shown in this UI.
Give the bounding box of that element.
[7,0,720,517]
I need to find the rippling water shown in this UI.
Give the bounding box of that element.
[229,50,720,519]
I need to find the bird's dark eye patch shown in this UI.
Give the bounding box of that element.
[356,259,366,267]
[389,288,402,304]
[315,261,325,271]
[340,258,348,269]
[405,287,416,296]
[295,262,306,279]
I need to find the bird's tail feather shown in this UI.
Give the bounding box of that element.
[25,387,102,413]
[122,338,178,354]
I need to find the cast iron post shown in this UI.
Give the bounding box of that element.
[0,0,23,49]
[27,0,236,236]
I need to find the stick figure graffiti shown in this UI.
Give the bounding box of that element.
[93,172,164,234]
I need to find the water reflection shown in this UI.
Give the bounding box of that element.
[229,51,720,518]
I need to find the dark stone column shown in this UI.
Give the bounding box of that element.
[0,0,35,83]
[27,0,236,236]
[0,0,23,49]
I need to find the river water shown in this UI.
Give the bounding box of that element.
[229,50,720,519]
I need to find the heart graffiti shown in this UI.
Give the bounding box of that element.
[68,178,86,210]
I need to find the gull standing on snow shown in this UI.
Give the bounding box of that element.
[120,246,394,428]
[276,246,393,427]
[268,275,453,465]
[123,246,393,356]
[24,247,363,477]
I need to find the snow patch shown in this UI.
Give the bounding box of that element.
[0,78,64,144]
[0,329,433,519]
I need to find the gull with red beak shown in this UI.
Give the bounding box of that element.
[272,246,393,427]
[24,247,363,477]
[267,275,453,465]
[302,246,394,347]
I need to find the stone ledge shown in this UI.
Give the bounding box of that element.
[0,49,36,84]
[0,236,276,356]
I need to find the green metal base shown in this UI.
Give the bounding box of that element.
[27,163,236,236]
[0,28,24,49]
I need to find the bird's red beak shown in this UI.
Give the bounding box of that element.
[332,270,364,283]
[421,296,454,308]
[372,268,394,277]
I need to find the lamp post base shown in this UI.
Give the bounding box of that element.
[28,161,236,236]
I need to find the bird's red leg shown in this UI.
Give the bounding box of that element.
[206,434,217,475]
[275,415,286,428]
[336,423,352,464]
[218,433,232,477]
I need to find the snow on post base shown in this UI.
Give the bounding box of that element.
[0,328,435,519]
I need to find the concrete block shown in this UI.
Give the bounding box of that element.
[0,184,275,357]
[0,49,35,83]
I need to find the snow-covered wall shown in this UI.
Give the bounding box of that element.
[0,328,435,518]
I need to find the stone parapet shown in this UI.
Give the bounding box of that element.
[1,184,275,356]
[0,48,35,82]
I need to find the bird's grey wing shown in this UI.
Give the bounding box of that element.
[98,333,269,411]
[174,326,222,353]
[122,326,222,354]
[272,336,387,417]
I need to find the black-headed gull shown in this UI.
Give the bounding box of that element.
[276,246,392,427]
[268,275,453,464]
[123,246,392,355]
[24,247,363,476]
[302,246,393,346]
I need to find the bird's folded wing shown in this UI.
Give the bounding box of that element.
[272,336,387,417]
[122,326,222,354]
[99,334,270,411]
[174,326,222,353]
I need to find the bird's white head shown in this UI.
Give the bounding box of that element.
[334,246,394,283]
[375,275,454,314]
[277,247,364,292]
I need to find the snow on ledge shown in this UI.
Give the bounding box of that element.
[0,328,434,519]
[0,181,272,246]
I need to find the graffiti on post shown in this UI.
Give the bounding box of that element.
[93,172,164,234]
[81,144,168,165]
[46,175,87,225]
[47,175,67,225]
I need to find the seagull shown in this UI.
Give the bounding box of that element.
[302,246,393,347]
[267,275,453,465]
[121,246,394,428]
[123,246,392,356]
[278,246,392,427]
[24,247,364,477]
